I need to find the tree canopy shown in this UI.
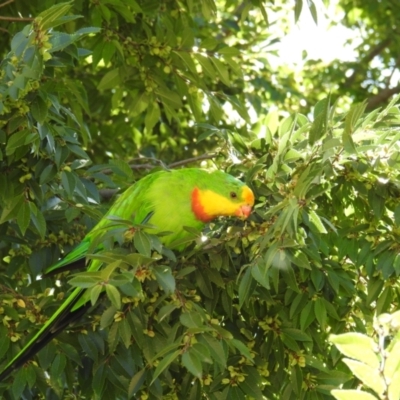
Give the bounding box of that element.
[1,1,400,399]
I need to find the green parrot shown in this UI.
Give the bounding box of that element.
[0,168,254,381]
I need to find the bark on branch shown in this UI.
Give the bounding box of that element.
[0,0,14,8]
[342,38,392,89]
[98,153,218,200]
[366,85,400,111]
[0,16,33,21]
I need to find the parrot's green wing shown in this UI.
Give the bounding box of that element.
[45,171,161,275]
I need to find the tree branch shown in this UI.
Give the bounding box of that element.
[168,153,217,168]
[342,38,392,89]
[0,0,14,8]
[98,153,218,200]
[101,153,217,176]
[0,16,33,21]
[366,85,400,111]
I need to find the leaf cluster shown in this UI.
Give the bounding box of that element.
[1,1,400,400]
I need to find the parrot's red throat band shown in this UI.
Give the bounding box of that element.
[191,187,213,222]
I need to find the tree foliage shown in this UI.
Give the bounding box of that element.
[1,1,400,399]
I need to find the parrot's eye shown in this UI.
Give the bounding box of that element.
[230,191,237,199]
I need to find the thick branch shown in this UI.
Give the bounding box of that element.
[366,85,400,111]
[342,38,392,89]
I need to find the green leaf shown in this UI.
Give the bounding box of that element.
[173,51,198,75]
[309,96,330,145]
[388,369,400,400]
[128,369,147,397]
[31,209,46,239]
[151,350,180,384]
[90,285,103,306]
[6,129,29,155]
[194,53,216,79]
[342,358,384,396]
[17,200,30,235]
[61,170,76,197]
[308,210,328,233]
[343,102,367,153]
[30,96,48,124]
[134,230,152,257]
[182,349,202,378]
[200,0,216,18]
[153,265,175,294]
[308,0,318,24]
[210,57,230,86]
[281,264,299,293]
[251,261,270,289]
[11,31,29,56]
[383,340,400,379]
[230,339,254,363]
[331,390,379,400]
[78,334,98,361]
[218,46,240,56]
[158,303,178,322]
[199,335,227,367]
[38,2,74,30]
[300,301,315,331]
[69,275,101,288]
[39,164,57,185]
[12,367,27,399]
[314,298,327,329]
[238,267,254,308]
[98,68,121,91]
[294,0,303,22]
[329,333,380,369]
[0,334,10,359]
[280,328,312,342]
[180,311,204,329]
[50,354,67,378]
[190,342,212,364]
[0,195,24,224]
[145,102,161,132]
[155,86,183,109]
[105,284,121,309]
[119,318,132,348]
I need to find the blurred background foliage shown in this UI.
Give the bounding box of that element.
[1,0,400,399]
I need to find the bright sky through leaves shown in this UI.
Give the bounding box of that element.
[271,0,359,67]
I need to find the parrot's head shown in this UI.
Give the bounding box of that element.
[191,171,255,222]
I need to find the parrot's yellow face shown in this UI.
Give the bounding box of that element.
[191,184,255,222]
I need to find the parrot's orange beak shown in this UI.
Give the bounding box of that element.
[235,204,253,218]
[235,186,254,218]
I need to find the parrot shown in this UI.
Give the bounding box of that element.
[0,168,254,381]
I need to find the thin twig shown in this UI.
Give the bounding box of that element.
[101,163,155,176]
[0,16,33,21]
[97,153,218,200]
[101,153,217,176]
[0,0,14,8]
[168,153,217,168]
